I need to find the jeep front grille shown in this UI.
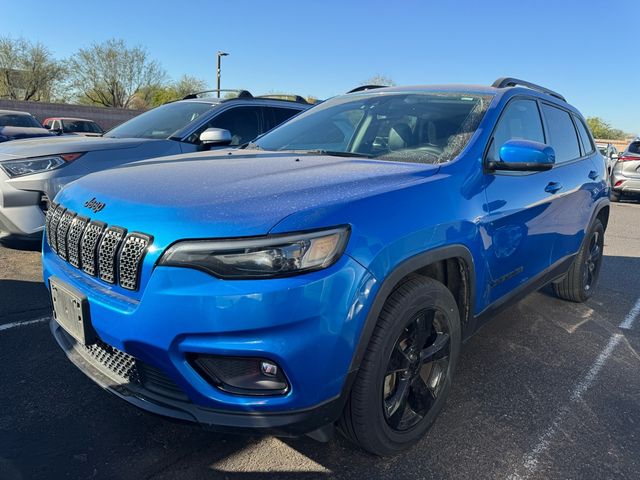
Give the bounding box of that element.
[45,202,152,291]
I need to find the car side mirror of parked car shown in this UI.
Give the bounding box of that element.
[488,139,556,172]
[611,153,619,161]
[200,128,232,147]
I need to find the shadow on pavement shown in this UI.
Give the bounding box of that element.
[0,279,51,321]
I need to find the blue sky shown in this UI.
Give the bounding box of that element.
[1,0,637,132]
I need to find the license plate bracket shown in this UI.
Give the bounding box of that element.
[50,277,96,345]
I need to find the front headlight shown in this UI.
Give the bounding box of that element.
[159,226,350,279]
[1,153,84,178]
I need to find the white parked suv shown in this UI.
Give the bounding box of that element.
[0,91,309,247]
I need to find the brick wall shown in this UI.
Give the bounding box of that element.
[0,100,145,131]
[594,138,632,152]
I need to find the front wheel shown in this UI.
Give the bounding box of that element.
[553,219,604,303]
[339,276,461,455]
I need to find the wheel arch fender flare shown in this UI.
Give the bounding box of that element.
[347,244,476,377]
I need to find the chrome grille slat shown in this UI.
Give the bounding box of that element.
[98,226,126,284]
[81,221,106,276]
[49,205,151,291]
[49,205,66,253]
[56,210,76,261]
[67,216,89,268]
[119,233,152,291]
[45,202,57,248]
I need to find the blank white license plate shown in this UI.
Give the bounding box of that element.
[50,277,95,345]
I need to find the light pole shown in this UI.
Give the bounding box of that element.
[216,51,229,97]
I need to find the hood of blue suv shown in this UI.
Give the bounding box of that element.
[54,150,439,246]
[0,135,157,161]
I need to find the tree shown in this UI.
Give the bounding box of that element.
[66,39,166,108]
[0,36,64,101]
[361,74,396,87]
[586,117,630,140]
[133,75,209,108]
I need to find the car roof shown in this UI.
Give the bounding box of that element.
[46,117,96,122]
[0,109,32,116]
[176,97,309,107]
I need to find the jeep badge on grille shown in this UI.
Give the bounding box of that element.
[84,197,106,213]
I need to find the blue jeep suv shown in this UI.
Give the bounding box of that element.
[43,78,609,455]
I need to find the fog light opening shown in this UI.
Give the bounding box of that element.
[189,355,289,396]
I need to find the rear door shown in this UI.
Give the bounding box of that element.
[482,97,559,303]
[540,104,597,264]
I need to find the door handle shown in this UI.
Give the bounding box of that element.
[588,170,599,180]
[545,182,563,194]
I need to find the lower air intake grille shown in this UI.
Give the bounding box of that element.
[75,334,187,401]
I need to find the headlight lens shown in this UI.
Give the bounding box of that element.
[1,153,84,178]
[159,226,350,279]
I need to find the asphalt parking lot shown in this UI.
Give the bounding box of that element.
[1,202,639,480]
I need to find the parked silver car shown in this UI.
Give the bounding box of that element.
[0,91,310,246]
[596,142,619,175]
[611,139,640,202]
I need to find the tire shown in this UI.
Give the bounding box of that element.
[339,276,461,455]
[552,219,604,303]
[610,190,621,202]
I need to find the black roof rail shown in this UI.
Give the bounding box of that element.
[182,89,253,100]
[492,77,566,102]
[347,85,387,94]
[256,94,309,104]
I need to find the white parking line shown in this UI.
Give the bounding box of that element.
[507,296,640,480]
[619,296,640,330]
[0,316,50,332]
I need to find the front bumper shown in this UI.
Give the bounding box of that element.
[43,247,377,431]
[0,168,47,238]
[51,319,346,435]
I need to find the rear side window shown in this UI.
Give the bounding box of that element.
[264,107,301,131]
[488,99,544,162]
[541,104,581,163]
[573,115,594,155]
[628,142,640,154]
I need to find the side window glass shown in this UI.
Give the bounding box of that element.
[489,99,544,162]
[541,104,581,163]
[191,106,261,145]
[266,107,300,131]
[573,115,594,155]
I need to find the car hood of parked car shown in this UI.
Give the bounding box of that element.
[0,135,159,160]
[53,149,440,245]
[0,126,53,143]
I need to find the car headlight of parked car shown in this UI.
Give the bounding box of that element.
[159,226,350,279]
[1,153,84,178]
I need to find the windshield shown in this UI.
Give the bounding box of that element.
[105,101,214,139]
[0,113,42,128]
[253,91,492,164]
[63,120,103,134]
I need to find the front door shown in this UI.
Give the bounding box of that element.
[482,98,560,304]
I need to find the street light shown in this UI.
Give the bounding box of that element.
[216,51,229,98]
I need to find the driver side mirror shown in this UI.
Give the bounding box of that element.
[611,153,619,161]
[488,139,555,172]
[199,128,232,146]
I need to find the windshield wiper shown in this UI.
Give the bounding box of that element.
[304,150,373,159]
